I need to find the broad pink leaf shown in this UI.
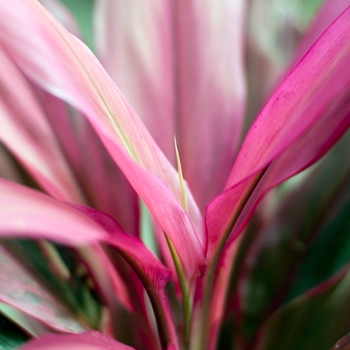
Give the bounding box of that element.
[206,6,350,258]
[0,178,172,292]
[19,331,134,350]
[0,48,84,203]
[0,178,108,244]
[95,0,246,212]
[36,90,139,237]
[0,0,204,281]
[173,0,246,212]
[0,179,177,348]
[94,0,176,163]
[0,245,84,333]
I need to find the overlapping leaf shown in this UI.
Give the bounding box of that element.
[206,6,350,259]
[0,48,83,203]
[0,0,204,281]
[0,245,85,333]
[222,131,350,347]
[94,0,246,213]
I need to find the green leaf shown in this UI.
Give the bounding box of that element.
[223,131,350,346]
[2,239,103,329]
[0,313,30,349]
[259,267,350,350]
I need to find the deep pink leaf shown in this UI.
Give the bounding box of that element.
[206,6,350,258]
[0,245,84,333]
[19,331,134,350]
[0,0,204,281]
[71,205,178,350]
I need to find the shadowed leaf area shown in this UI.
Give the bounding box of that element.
[0,313,30,349]
[221,131,350,349]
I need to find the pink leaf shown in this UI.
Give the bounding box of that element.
[172,0,246,211]
[94,0,176,164]
[0,48,84,203]
[206,6,350,258]
[0,178,108,244]
[94,0,246,212]
[36,90,139,237]
[72,205,178,349]
[19,331,134,350]
[0,0,204,281]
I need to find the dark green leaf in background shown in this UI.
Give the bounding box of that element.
[222,131,350,349]
[0,313,30,350]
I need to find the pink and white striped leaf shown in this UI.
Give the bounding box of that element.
[94,0,246,212]
[0,48,84,204]
[0,178,108,244]
[0,178,177,349]
[172,0,246,212]
[19,331,134,350]
[94,0,176,164]
[0,178,172,290]
[0,0,204,282]
[206,6,350,259]
[37,90,139,237]
[0,245,85,333]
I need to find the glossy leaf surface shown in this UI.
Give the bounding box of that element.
[0,0,204,282]
[258,267,350,350]
[223,131,350,347]
[19,331,134,350]
[207,6,350,259]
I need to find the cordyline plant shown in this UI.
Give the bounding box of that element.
[1,0,350,349]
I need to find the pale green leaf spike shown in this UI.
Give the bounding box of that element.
[174,136,188,213]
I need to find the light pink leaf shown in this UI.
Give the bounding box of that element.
[36,90,139,237]
[206,6,350,258]
[172,0,246,212]
[0,178,108,244]
[94,0,176,163]
[94,0,246,212]
[0,245,85,333]
[0,0,204,281]
[0,178,177,348]
[19,331,134,350]
[0,48,84,203]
